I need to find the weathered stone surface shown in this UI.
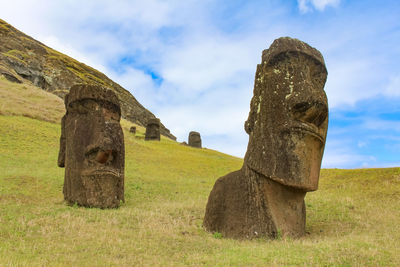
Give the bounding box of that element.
[0,65,22,83]
[0,18,176,140]
[145,118,161,141]
[58,84,125,208]
[129,126,136,134]
[188,131,202,148]
[203,37,328,239]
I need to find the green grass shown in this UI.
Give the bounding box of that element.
[0,76,399,266]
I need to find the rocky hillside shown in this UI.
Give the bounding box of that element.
[0,18,175,140]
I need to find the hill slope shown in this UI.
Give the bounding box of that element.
[0,73,400,265]
[0,18,175,140]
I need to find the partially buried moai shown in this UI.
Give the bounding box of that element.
[145,118,160,141]
[203,37,328,239]
[58,84,125,208]
[188,131,202,148]
[130,126,136,134]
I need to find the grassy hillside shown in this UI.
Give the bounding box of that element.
[0,18,176,140]
[0,76,400,266]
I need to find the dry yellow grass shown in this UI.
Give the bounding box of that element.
[0,76,65,123]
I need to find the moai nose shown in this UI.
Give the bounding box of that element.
[95,150,113,164]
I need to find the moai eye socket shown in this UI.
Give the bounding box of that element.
[291,101,328,127]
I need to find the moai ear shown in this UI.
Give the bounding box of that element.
[57,115,66,168]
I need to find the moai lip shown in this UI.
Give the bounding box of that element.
[203,37,328,239]
[58,84,125,208]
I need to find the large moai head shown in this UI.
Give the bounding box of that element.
[244,37,328,192]
[188,131,202,148]
[145,118,161,141]
[58,84,125,208]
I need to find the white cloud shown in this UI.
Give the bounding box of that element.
[322,139,376,168]
[362,119,400,132]
[298,0,341,13]
[324,59,377,108]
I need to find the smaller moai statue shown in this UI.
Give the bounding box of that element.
[58,84,125,208]
[188,131,202,148]
[130,126,136,134]
[145,118,161,141]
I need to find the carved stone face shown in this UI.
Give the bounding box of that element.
[188,131,202,148]
[58,84,124,208]
[145,118,160,141]
[244,38,328,192]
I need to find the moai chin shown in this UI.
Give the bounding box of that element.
[145,118,161,141]
[58,84,125,208]
[203,37,328,239]
[188,131,202,148]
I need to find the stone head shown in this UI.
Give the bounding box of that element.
[58,84,124,207]
[188,131,202,148]
[244,37,328,192]
[145,118,160,141]
[130,126,136,134]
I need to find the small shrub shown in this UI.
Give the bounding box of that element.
[213,232,223,239]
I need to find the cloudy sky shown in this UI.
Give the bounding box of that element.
[1,0,399,168]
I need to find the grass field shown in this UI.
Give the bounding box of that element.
[0,76,400,266]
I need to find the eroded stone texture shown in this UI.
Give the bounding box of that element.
[188,131,202,148]
[58,84,125,208]
[145,118,160,141]
[130,126,136,134]
[203,37,328,239]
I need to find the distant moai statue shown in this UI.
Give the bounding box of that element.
[188,131,202,148]
[145,118,161,141]
[130,126,136,134]
[58,84,125,208]
[203,37,329,239]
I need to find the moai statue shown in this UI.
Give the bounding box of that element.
[58,84,125,208]
[203,37,328,239]
[130,126,136,134]
[145,118,160,141]
[188,131,202,148]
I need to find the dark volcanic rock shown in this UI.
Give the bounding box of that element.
[188,131,202,148]
[203,37,329,239]
[58,84,125,208]
[0,18,176,140]
[129,126,136,134]
[145,118,161,141]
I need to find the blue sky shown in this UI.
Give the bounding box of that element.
[1,0,399,168]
